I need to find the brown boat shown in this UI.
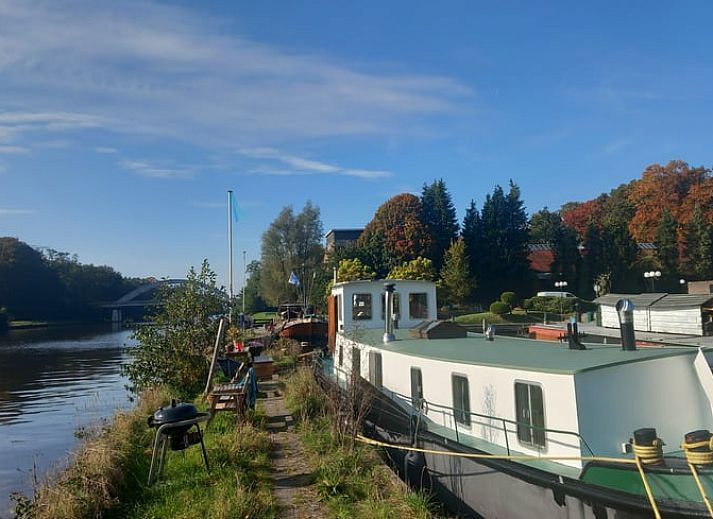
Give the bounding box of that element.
[277,304,328,346]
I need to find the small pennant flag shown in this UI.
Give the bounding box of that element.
[288,271,300,286]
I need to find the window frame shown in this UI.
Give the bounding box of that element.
[380,292,401,321]
[451,373,471,427]
[514,380,547,450]
[409,292,429,320]
[352,293,373,321]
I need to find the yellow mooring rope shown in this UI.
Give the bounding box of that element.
[683,438,713,518]
[356,434,672,517]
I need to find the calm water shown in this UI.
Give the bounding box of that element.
[0,325,133,518]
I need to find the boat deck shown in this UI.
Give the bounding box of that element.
[345,328,699,374]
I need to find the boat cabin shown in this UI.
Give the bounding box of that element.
[330,279,713,471]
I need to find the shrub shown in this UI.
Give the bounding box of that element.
[500,291,517,307]
[489,301,510,315]
[522,296,578,314]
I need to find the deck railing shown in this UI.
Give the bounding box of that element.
[317,357,595,458]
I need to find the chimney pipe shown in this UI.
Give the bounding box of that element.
[383,283,396,343]
[567,320,586,350]
[616,299,636,351]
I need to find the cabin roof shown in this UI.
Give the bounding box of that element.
[349,328,696,375]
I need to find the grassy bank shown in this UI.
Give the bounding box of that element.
[16,390,278,519]
[284,367,443,519]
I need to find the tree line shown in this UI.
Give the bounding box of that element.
[245,159,713,313]
[0,237,144,323]
[534,160,713,298]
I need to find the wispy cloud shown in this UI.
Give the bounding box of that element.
[120,159,194,180]
[239,148,392,179]
[0,145,28,154]
[0,1,469,150]
[0,208,35,215]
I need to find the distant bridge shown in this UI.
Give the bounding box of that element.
[102,279,187,322]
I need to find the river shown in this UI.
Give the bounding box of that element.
[0,325,133,518]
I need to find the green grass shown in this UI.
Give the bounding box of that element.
[284,368,446,519]
[107,404,278,519]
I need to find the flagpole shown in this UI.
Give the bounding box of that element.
[228,190,234,323]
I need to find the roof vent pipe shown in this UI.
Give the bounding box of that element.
[616,299,636,351]
[567,320,586,350]
[383,283,396,343]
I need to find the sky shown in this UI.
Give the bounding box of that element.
[2,0,713,289]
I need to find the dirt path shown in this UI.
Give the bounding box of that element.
[261,379,327,519]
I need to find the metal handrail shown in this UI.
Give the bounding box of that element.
[318,357,595,458]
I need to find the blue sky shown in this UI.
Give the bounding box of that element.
[2,0,712,289]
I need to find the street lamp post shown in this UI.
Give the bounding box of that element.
[680,278,687,294]
[555,280,568,320]
[593,284,601,298]
[242,251,247,314]
[643,270,661,292]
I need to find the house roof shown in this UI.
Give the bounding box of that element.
[595,293,713,310]
[348,328,696,375]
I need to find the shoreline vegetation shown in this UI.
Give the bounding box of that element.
[14,354,447,519]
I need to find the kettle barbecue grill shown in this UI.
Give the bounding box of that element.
[147,399,211,485]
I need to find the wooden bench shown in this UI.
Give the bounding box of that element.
[207,362,250,422]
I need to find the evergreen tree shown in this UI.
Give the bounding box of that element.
[477,182,531,303]
[601,223,639,292]
[421,179,459,271]
[683,204,713,279]
[440,237,473,307]
[654,209,680,277]
[461,199,483,293]
[581,224,605,298]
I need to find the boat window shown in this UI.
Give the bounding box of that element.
[451,374,471,426]
[409,293,428,320]
[351,347,361,379]
[515,382,546,449]
[380,293,400,320]
[369,351,382,388]
[410,368,423,408]
[337,294,342,324]
[352,293,372,320]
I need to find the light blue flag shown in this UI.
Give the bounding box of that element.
[288,271,300,286]
[231,194,241,222]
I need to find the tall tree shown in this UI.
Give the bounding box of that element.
[654,209,680,277]
[461,199,483,294]
[477,182,531,303]
[260,202,324,306]
[440,237,473,307]
[421,179,459,270]
[683,204,713,279]
[387,257,436,281]
[358,193,431,276]
[529,207,562,243]
[239,260,269,313]
[580,224,605,299]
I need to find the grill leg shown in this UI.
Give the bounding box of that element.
[147,432,164,486]
[158,435,169,477]
[197,424,210,472]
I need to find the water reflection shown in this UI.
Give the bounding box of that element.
[0,326,133,517]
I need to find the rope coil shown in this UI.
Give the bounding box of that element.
[683,437,713,466]
[632,438,664,465]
